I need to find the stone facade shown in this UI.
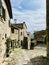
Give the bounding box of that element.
[10,27,19,48]
[10,22,27,48]
[18,22,27,46]
[34,30,46,43]
[0,0,12,64]
[27,32,31,50]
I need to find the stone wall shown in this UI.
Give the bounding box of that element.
[0,0,11,64]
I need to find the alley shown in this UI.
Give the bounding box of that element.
[3,44,46,65]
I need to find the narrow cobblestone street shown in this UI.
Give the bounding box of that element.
[3,44,46,65]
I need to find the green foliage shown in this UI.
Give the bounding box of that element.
[6,37,11,43]
[6,37,11,49]
[6,37,12,57]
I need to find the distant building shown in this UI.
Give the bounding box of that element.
[34,30,46,43]
[10,22,27,48]
[0,0,12,64]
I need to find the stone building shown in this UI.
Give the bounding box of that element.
[0,0,12,64]
[10,24,19,48]
[34,30,46,43]
[10,22,27,48]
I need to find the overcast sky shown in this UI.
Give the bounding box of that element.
[10,0,46,34]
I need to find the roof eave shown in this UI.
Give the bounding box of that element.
[4,0,12,18]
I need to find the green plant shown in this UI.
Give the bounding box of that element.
[6,37,12,57]
[6,38,11,48]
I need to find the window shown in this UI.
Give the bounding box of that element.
[21,40,23,46]
[5,34,7,38]
[0,0,6,21]
[9,20,11,27]
[2,7,6,21]
[0,8,1,16]
[21,32,22,35]
[11,28,14,33]
[0,0,2,6]
[0,0,2,16]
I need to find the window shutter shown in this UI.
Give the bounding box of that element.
[2,7,6,20]
[9,20,11,27]
[11,28,14,33]
[0,0,2,16]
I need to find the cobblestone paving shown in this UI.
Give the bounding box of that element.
[3,48,33,65]
[25,45,46,59]
[3,45,46,65]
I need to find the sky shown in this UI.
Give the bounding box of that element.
[10,0,46,34]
